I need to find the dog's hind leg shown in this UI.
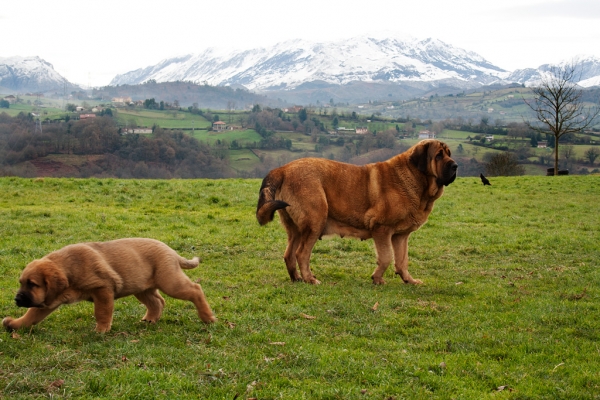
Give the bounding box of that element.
[284,233,302,282]
[158,276,216,323]
[296,230,321,285]
[2,307,57,331]
[392,233,422,284]
[135,289,166,323]
[279,212,302,282]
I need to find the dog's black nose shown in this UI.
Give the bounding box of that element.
[451,163,458,171]
[15,292,30,308]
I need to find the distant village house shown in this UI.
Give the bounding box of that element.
[112,96,132,104]
[335,127,355,134]
[212,121,227,132]
[124,128,152,134]
[355,127,369,134]
[283,105,304,113]
[418,130,436,139]
[3,95,16,104]
[79,114,96,120]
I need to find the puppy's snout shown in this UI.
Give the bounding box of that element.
[15,292,32,308]
[450,162,458,172]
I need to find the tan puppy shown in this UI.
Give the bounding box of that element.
[256,139,457,285]
[3,238,215,332]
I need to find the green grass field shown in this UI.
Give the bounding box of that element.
[116,109,212,130]
[1,174,599,399]
[1,103,65,118]
[189,129,264,145]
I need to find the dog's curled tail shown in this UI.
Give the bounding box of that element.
[179,256,200,269]
[256,171,290,225]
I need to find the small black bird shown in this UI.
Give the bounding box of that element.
[480,173,491,186]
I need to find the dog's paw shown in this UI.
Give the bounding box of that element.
[405,278,423,285]
[203,315,217,324]
[2,317,15,331]
[371,276,386,285]
[94,324,111,333]
[306,278,321,285]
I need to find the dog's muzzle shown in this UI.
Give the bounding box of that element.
[15,292,36,308]
[443,162,458,186]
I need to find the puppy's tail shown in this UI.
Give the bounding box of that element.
[179,256,200,269]
[256,169,289,225]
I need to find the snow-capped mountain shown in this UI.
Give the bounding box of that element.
[506,56,600,88]
[0,56,76,93]
[110,35,509,91]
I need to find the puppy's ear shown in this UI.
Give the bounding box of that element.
[43,261,68,306]
[410,141,430,174]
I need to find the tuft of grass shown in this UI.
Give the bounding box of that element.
[0,176,599,398]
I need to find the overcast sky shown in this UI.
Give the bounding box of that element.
[2,0,599,87]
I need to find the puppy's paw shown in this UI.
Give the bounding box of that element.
[94,324,111,333]
[141,317,159,324]
[2,317,15,331]
[202,315,217,324]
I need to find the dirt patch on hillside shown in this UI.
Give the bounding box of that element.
[27,158,81,177]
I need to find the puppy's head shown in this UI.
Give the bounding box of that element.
[409,139,458,186]
[15,259,68,308]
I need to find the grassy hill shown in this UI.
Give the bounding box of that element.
[1,176,599,398]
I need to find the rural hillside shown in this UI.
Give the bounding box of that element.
[0,91,598,179]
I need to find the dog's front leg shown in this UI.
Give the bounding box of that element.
[3,307,57,331]
[92,288,115,333]
[371,230,393,285]
[392,233,422,284]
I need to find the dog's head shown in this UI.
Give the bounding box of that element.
[15,259,68,308]
[409,139,458,186]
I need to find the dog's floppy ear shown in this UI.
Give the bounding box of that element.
[42,261,68,306]
[409,141,430,174]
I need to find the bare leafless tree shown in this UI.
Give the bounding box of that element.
[227,101,236,124]
[485,152,525,177]
[524,61,600,175]
[560,144,575,170]
[584,147,600,166]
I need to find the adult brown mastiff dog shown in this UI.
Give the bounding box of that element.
[256,139,457,285]
[3,238,216,333]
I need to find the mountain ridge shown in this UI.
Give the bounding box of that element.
[110,35,511,91]
[0,56,80,93]
[2,36,599,107]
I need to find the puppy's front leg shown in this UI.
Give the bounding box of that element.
[92,288,115,333]
[3,307,57,331]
